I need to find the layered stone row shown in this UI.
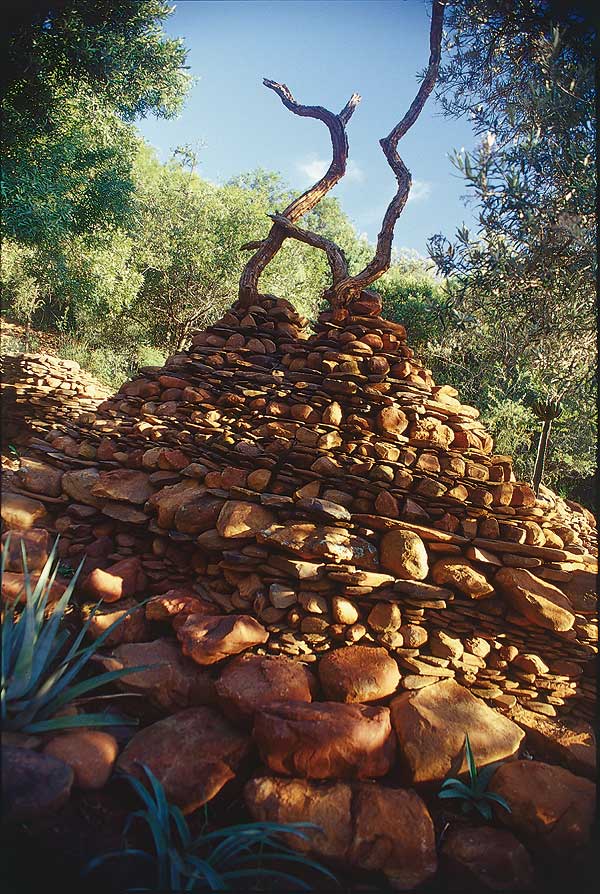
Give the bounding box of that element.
[2,291,597,725]
[1,352,111,446]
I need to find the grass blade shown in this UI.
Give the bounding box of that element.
[483,791,512,813]
[464,732,477,784]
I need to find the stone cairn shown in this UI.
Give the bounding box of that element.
[1,352,111,445]
[5,288,597,726]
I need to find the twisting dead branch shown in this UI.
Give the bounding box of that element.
[238,1,445,314]
[238,80,361,305]
[327,0,445,315]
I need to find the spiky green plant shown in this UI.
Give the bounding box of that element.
[438,733,512,821]
[1,535,149,733]
[84,765,338,892]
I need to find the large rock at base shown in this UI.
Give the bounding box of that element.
[215,654,315,723]
[1,570,67,604]
[490,760,596,854]
[100,638,215,712]
[350,783,437,890]
[441,826,534,891]
[117,707,249,814]
[177,614,268,665]
[1,746,73,822]
[82,556,147,603]
[0,493,48,530]
[494,567,575,631]
[61,468,103,507]
[17,458,63,497]
[174,495,225,534]
[43,730,118,790]
[80,598,149,646]
[390,679,524,784]
[380,530,429,580]
[145,589,214,622]
[431,558,494,599]
[244,776,352,860]
[1,528,50,572]
[318,645,401,703]
[253,701,395,779]
[244,777,437,890]
[508,705,596,780]
[90,469,154,504]
[216,501,276,539]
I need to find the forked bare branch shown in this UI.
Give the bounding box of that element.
[327,0,445,316]
[237,1,444,317]
[238,80,361,305]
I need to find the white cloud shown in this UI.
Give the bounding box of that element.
[297,157,365,184]
[345,160,365,183]
[406,179,432,204]
[298,157,328,181]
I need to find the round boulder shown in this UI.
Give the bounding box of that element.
[318,645,401,703]
[43,730,118,790]
[253,700,395,779]
[215,654,316,723]
[380,530,429,580]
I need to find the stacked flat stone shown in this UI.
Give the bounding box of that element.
[6,291,597,723]
[1,352,112,443]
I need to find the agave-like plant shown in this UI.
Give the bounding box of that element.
[438,733,512,821]
[1,535,149,734]
[84,765,338,892]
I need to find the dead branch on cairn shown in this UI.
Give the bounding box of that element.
[239,0,445,317]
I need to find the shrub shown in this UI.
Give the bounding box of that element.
[438,733,511,821]
[85,764,338,891]
[1,536,148,734]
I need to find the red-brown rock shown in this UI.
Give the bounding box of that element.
[494,567,575,631]
[177,614,268,665]
[390,679,524,784]
[431,558,494,599]
[380,529,429,580]
[318,646,401,703]
[81,598,149,646]
[101,638,215,711]
[215,654,315,722]
[117,707,249,813]
[491,760,595,854]
[17,458,63,497]
[350,783,437,890]
[1,528,50,572]
[0,493,48,530]
[253,701,395,779]
[244,776,352,860]
[508,705,596,780]
[43,730,118,790]
[145,590,214,622]
[82,556,146,603]
[216,501,276,539]
[441,825,534,891]
[90,469,154,504]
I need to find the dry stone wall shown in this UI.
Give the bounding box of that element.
[1,352,111,444]
[4,292,597,723]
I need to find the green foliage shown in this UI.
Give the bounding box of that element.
[427,0,596,497]
[2,0,190,327]
[372,258,448,345]
[55,335,166,390]
[1,536,148,734]
[438,733,512,822]
[4,1,190,123]
[84,764,338,891]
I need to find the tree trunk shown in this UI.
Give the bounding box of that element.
[533,418,552,495]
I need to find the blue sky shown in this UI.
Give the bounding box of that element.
[137,0,479,257]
